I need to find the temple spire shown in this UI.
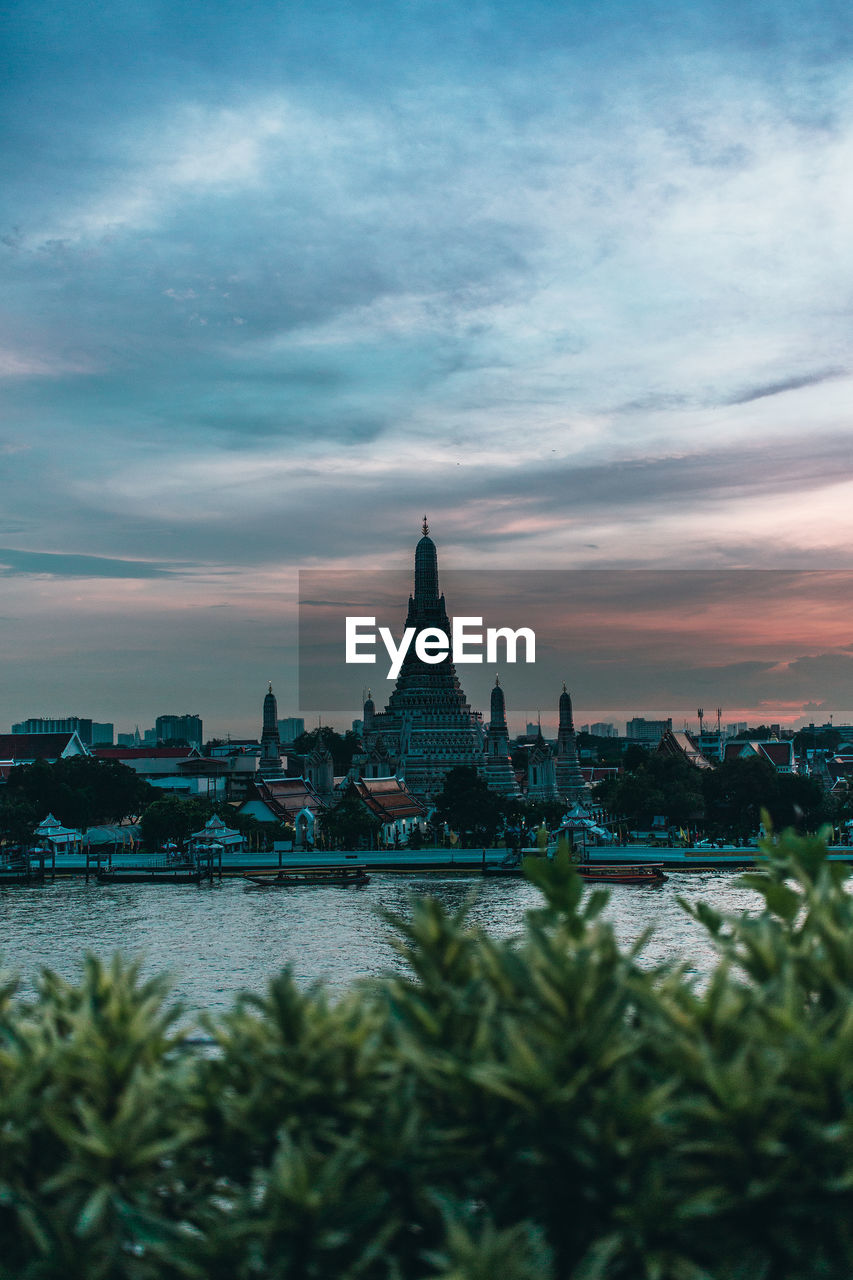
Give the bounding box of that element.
[259,683,285,779]
[413,518,439,606]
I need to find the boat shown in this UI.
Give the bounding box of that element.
[483,853,665,884]
[575,863,666,884]
[96,869,202,885]
[243,868,371,888]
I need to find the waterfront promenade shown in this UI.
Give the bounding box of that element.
[5,842,853,882]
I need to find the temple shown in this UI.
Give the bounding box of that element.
[350,520,588,805]
[357,518,487,800]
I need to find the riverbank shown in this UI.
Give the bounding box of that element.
[5,841,852,882]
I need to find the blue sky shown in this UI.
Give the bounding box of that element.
[2,1,853,735]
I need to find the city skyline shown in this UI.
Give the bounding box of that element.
[3,1,853,735]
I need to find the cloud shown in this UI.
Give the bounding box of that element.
[725,367,848,405]
[0,549,179,579]
[4,0,853,729]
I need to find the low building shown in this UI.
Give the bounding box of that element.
[657,730,714,770]
[239,776,327,848]
[0,732,89,781]
[347,776,427,846]
[91,746,203,791]
[581,765,620,786]
[723,740,796,774]
[32,813,83,855]
[188,814,243,856]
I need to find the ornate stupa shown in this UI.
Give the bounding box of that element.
[526,715,558,801]
[555,684,586,802]
[259,682,286,780]
[484,676,521,796]
[361,518,485,800]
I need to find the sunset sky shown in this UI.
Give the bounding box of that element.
[3,1,853,737]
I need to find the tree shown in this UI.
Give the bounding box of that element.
[3,757,155,831]
[622,742,650,772]
[433,767,505,846]
[792,725,841,755]
[140,796,212,849]
[321,788,381,849]
[0,793,39,847]
[596,752,703,830]
[768,771,831,833]
[702,755,778,840]
[290,727,359,773]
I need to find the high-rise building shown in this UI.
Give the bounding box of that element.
[154,714,203,747]
[626,717,672,743]
[277,717,305,746]
[12,716,97,745]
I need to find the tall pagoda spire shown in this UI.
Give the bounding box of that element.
[259,682,285,780]
[413,514,439,607]
[484,673,519,795]
[555,683,585,802]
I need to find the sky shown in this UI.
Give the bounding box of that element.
[2,0,853,737]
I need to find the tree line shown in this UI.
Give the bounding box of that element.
[593,747,833,841]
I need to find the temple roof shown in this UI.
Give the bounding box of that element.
[0,732,87,761]
[254,776,327,817]
[353,775,427,820]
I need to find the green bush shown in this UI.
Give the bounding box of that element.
[1,829,852,1277]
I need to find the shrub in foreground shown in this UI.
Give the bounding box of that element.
[1,830,852,1278]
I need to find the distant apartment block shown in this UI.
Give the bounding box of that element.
[11,717,113,747]
[590,722,617,738]
[626,717,673,743]
[154,714,203,747]
[277,717,305,745]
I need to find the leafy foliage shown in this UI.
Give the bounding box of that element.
[2,757,155,834]
[595,751,704,829]
[290,727,361,774]
[1,830,853,1276]
[139,798,282,852]
[320,785,383,849]
[701,756,829,839]
[432,766,505,845]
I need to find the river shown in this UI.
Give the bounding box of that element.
[0,871,764,1015]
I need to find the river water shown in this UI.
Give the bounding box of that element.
[0,872,763,1015]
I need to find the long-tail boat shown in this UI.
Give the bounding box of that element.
[243,867,370,888]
